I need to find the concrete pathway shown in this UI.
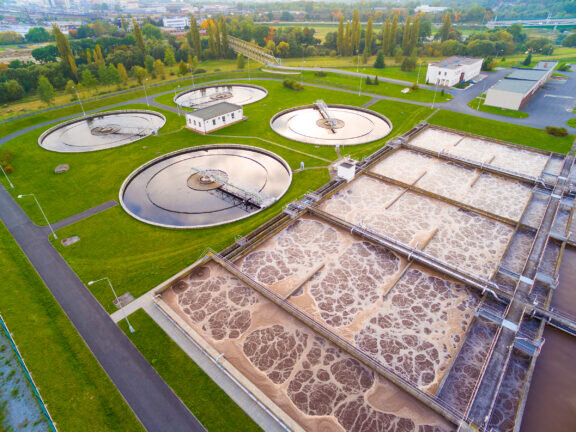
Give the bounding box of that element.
[49,200,118,232]
[0,185,206,432]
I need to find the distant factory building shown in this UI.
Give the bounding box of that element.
[186,102,244,134]
[162,16,190,29]
[426,57,483,87]
[484,61,558,111]
[415,5,449,13]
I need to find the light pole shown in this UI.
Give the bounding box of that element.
[143,78,149,107]
[17,194,57,239]
[417,60,423,85]
[358,68,365,96]
[72,85,85,116]
[88,278,135,333]
[0,165,14,189]
[173,85,181,116]
[248,56,251,81]
[431,81,439,110]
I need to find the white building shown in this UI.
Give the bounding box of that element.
[162,16,190,29]
[426,57,483,87]
[484,61,558,110]
[186,102,243,134]
[415,5,449,14]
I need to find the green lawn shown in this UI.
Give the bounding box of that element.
[119,311,261,432]
[0,222,143,432]
[497,47,576,68]
[568,118,576,128]
[467,96,530,119]
[429,110,574,154]
[300,71,452,103]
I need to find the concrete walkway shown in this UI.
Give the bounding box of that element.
[0,185,206,432]
[50,200,118,232]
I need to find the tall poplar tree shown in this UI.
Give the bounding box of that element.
[389,15,398,55]
[402,16,411,55]
[440,12,452,42]
[363,16,373,63]
[344,21,351,56]
[337,16,344,56]
[189,15,202,59]
[351,9,361,54]
[52,24,77,80]
[219,15,229,56]
[382,18,391,56]
[132,18,146,53]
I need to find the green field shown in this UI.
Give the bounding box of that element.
[0,222,143,432]
[467,96,530,119]
[429,109,574,153]
[119,311,261,432]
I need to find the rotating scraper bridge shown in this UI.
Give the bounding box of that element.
[153,123,576,432]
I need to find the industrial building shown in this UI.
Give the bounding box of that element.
[185,102,243,134]
[484,61,558,110]
[426,56,483,87]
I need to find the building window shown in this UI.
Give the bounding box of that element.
[231,113,234,119]
[222,116,225,122]
[212,119,216,126]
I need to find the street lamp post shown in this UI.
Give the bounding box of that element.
[431,81,439,110]
[417,60,423,85]
[72,86,86,116]
[17,194,57,239]
[0,165,14,189]
[88,277,135,333]
[143,78,149,107]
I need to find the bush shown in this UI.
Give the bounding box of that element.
[329,50,337,57]
[193,68,206,74]
[557,63,571,72]
[545,126,568,136]
[0,150,14,166]
[283,79,303,91]
[365,76,372,85]
[411,82,419,91]
[2,164,13,174]
[314,71,327,77]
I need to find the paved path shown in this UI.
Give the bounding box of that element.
[50,200,118,232]
[0,185,206,432]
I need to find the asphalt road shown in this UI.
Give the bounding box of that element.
[0,185,206,432]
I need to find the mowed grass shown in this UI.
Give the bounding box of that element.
[0,222,144,432]
[119,311,261,432]
[429,109,574,154]
[467,96,530,119]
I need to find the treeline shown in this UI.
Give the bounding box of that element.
[0,15,230,105]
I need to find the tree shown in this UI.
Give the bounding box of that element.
[81,69,98,91]
[439,12,452,42]
[5,80,24,101]
[153,59,165,79]
[363,16,373,63]
[236,53,246,70]
[164,46,176,66]
[0,31,23,45]
[351,9,361,54]
[467,40,495,57]
[337,16,344,56]
[440,40,465,56]
[189,15,202,59]
[178,60,187,75]
[276,41,290,58]
[38,76,55,106]
[52,24,77,80]
[374,51,385,69]
[219,15,229,56]
[253,25,270,47]
[389,15,398,56]
[382,18,391,56]
[145,55,155,74]
[117,63,128,83]
[401,56,416,72]
[107,64,122,86]
[65,79,76,98]
[25,27,50,43]
[132,19,146,53]
[523,52,532,66]
[31,45,58,63]
[132,66,147,84]
[142,24,162,40]
[563,33,576,47]
[402,17,411,55]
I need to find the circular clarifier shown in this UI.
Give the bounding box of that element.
[174,84,268,109]
[38,110,166,153]
[270,104,392,146]
[120,144,292,229]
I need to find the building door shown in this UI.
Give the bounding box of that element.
[459,72,465,82]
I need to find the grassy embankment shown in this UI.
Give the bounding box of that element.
[119,311,261,432]
[467,95,530,119]
[0,221,144,432]
[429,109,574,154]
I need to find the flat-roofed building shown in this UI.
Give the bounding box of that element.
[426,56,483,87]
[484,61,557,110]
[185,102,243,134]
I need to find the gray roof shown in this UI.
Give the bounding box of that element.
[489,79,537,94]
[188,102,241,120]
[429,56,483,69]
[506,68,549,81]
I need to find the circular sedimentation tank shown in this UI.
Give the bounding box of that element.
[174,84,268,109]
[119,144,292,229]
[270,103,392,146]
[38,110,166,153]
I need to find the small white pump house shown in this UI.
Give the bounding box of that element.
[185,102,243,134]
